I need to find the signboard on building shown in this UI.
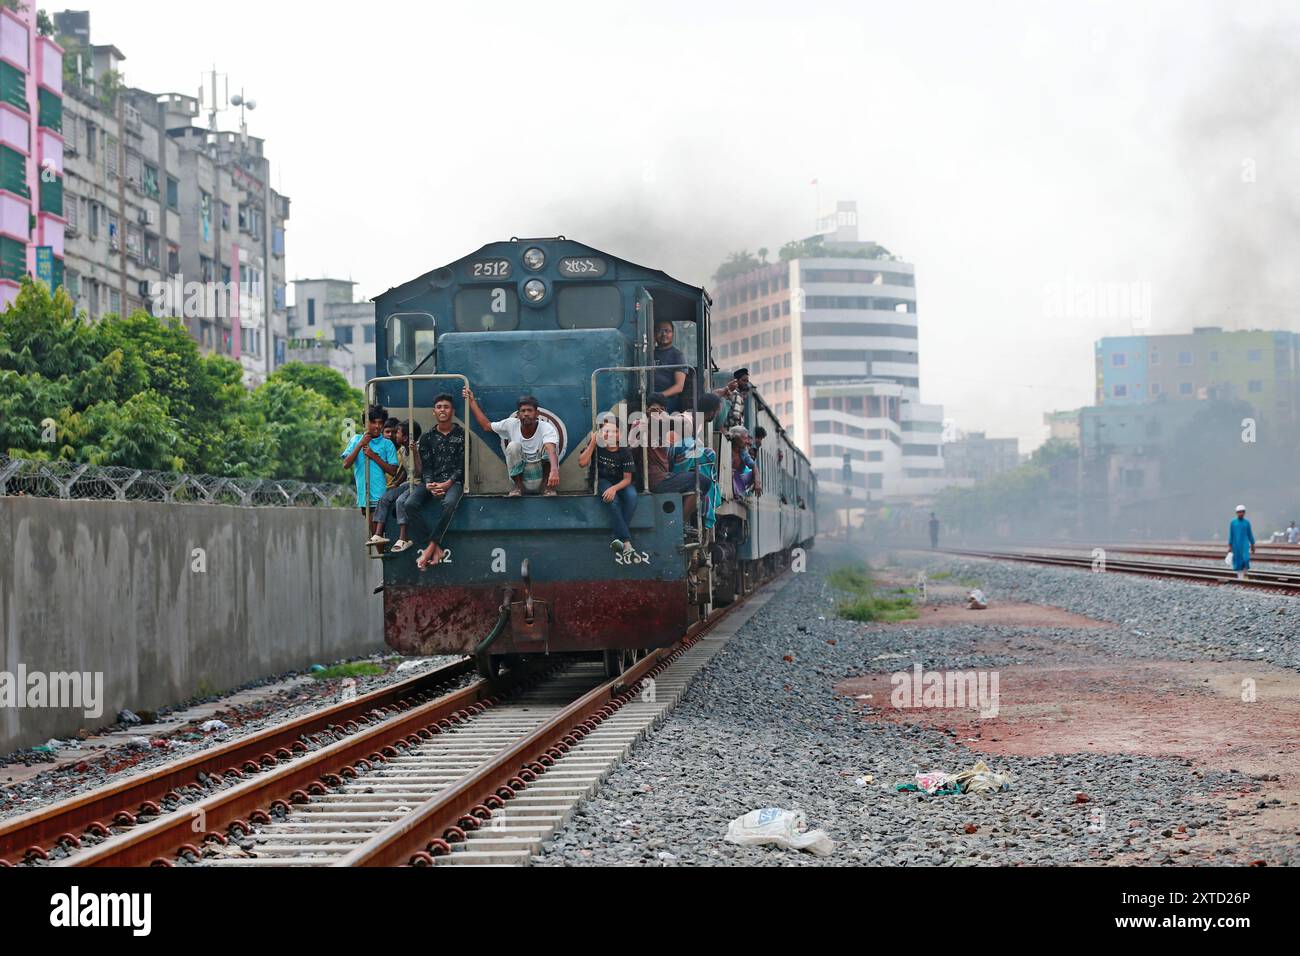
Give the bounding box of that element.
[35,246,53,290]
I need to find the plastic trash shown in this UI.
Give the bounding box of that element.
[118,709,141,725]
[127,737,151,749]
[952,760,1012,795]
[395,661,422,672]
[967,590,988,610]
[657,851,677,862]
[915,770,951,794]
[43,738,63,752]
[725,808,835,857]
[309,664,327,674]
[1224,552,1234,568]
[200,719,230,733]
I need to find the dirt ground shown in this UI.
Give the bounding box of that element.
[835,602,1300,864]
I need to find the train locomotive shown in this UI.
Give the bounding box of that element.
[368,238,817,678]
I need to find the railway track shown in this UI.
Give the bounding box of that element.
[3,571,788,868]
[935,547,1300,594]
[1105,543,1300,564]
[0,656,482,867]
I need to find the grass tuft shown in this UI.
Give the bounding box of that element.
[827,564,920,623]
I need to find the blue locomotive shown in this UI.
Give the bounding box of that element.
[368,237,816,677]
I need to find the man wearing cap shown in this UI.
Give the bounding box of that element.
[715,368,751,429]
[1229,505,1255,581]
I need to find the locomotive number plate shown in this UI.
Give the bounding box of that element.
[469,259,512,279]
[558,257,607,278]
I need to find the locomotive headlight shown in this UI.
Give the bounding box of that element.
[523,279,547,302]
[523,247,546,271]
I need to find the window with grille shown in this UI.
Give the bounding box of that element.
[37,87,61,132]
[0,61,25,113]
[0,145,28,198]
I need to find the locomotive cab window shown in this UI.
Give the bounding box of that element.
[385,312,437,376]
[557,285,622,329]
[454,287,520,332]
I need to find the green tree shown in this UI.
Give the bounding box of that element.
[58,390,183,471]
[0,278,360,484]
[269,362,363,412]
[249,379,347,483]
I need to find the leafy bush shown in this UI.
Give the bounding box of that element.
[0,278,360,482]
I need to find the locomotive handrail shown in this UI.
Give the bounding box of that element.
[362,374,472,533]
[589,364,703,545]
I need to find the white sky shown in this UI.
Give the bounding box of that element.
[75,0,1300,451]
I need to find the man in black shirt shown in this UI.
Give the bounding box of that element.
[579,416,638,554]
[394,393,466,569]
[653,319,688,412]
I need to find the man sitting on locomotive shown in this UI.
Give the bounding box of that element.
[371,418,422,553]
[463,387,561,497]
[578,414,638,556]
[668,392,723,530]
[342,405,400,543]
[641,392,713,524]
[393,395,465,568]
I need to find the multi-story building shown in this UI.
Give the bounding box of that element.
[37,12,291,386]
[286,278,376,389]
[0,4,65,309]
[1096,327,1300,424]
[943,431,1020,483]
[1043,409,1081,444]
[710,201,946,501]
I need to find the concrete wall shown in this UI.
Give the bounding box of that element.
[0,497,383,753]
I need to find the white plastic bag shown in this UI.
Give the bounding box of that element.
[1224,552,1234,568]
[725,808,835,857]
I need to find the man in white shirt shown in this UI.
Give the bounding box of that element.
[464,387,561,497]
[1288,521,1299,545]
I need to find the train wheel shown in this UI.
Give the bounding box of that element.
[476,653,502,681]
[602,648,636,679]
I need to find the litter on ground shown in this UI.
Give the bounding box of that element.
[725,808,835,856]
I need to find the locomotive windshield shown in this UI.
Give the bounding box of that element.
[556,286,622,329]
[385,312,437,375]
[454,287,520,331]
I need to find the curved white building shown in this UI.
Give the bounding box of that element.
[710,201,946,501]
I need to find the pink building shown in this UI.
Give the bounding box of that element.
[0,3,63,309]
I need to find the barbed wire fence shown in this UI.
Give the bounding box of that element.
[0,455,353,508]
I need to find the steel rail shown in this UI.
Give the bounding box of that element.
[339,567,787,867]
[935,548,1300,594]
[0,657,473,866]
[61,663,562,868]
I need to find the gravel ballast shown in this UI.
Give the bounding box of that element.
[535,544,1294,867]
